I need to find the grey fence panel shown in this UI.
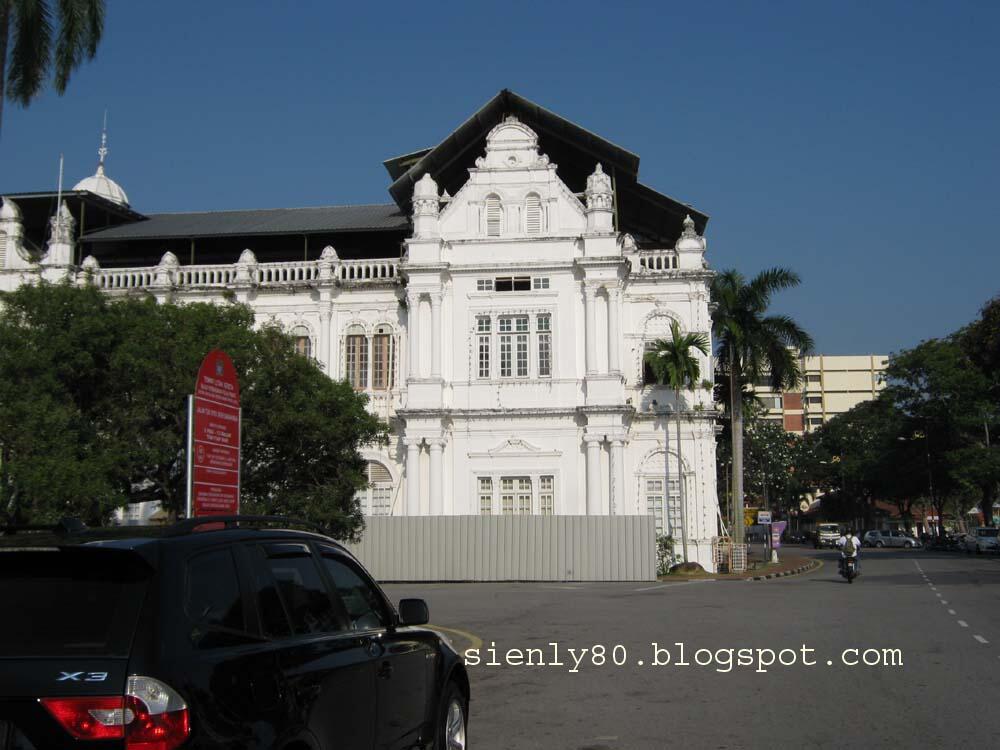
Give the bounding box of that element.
[344,515,656,582]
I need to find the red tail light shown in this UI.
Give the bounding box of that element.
[124,676,190,750]
[40,676,190,749]
[40,696,126,740]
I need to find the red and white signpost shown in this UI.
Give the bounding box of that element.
[186,350,241,518]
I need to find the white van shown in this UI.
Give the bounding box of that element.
[963,527,1000,554]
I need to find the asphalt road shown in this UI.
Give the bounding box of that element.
[383,546,1000,749]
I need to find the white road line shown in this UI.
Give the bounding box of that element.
[935,593,943,597]
[958,620,969,628]
[634,584,671,591]
[942,600,948,605]
[948,609,957,615]
[974,635,989,644]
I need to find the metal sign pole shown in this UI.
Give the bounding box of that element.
[185,395,193,519]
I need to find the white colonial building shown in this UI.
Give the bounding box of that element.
[0,90,722,569]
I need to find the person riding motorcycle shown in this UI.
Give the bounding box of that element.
[836,528,862,575]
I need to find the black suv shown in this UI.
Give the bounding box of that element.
[0,516,470,750]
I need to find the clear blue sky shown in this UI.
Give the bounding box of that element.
[2,0,997,355]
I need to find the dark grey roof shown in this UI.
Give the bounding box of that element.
[83,203,409,241]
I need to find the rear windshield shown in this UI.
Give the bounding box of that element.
[0,547,150,657]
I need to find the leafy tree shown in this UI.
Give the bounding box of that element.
[0,0,105,138]
[0,282,387,539]
[711,268,814,543]
[644,319,709,562]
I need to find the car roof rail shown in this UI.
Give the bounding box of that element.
[164,514,328,537]
[0,517,88,536]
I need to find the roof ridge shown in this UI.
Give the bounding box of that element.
[145,202,401,217]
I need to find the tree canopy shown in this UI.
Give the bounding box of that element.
[0,282,388,539]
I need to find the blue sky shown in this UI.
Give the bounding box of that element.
[2,0,997,355]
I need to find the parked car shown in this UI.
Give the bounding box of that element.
[784,530,807,544]
[962,527,1000,554]
[0,515,470,750]
[863,529,922,549]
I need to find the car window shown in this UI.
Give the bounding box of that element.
[185,548,247,646]
[319,550,386,632]
[251,543,347,637]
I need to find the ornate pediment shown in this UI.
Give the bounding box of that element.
[468,437,562,459]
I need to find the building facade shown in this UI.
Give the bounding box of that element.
[1,91,723,569]
[752,354,888,434]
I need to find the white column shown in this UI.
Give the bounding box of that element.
[428,438,445,515]
[609,438,625,515]
[405,438,422,515]
[585,435,603,515]
[584,283,599,375]
[407,291,420,379]
[607,287,621,373]
[430,292,442,379]
[319,304,332,372]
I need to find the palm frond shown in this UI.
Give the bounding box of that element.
[8,0,54,104]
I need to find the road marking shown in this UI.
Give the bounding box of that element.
[974,635,989,644]
[935,593,942,597]
[541,585,583,590]
[942,600,948,605]
[634,584,671,591]
[958,620,969,628]
[948,609,957,615]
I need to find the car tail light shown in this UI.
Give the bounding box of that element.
[40,696,126,740]
[40,676,190,748]
[124,676,190,750]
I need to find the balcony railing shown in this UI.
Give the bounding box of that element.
[87,256,400,292]
[632,250,678,273]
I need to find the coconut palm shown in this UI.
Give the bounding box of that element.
[644,319,709,562]
[0,0,106,139]
[711,268,814,546]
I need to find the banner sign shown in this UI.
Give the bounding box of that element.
[187,350,241,517]
[771,521,787,549]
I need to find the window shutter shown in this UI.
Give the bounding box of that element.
[525,195,541,234]
[486,196,502,236]
[368,462,392,484]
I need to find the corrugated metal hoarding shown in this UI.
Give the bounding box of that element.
[343,515,656,582]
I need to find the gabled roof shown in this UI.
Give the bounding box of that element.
[83,203,409,241]
[386,89,708,246]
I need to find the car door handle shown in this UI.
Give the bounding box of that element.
[377,660,393,680]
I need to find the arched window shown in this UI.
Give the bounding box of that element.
[485,194,502,237]
[372,324,394,391]
[524,193,542,235]
[291,325,312,359]
[345,324,368,390]
[355,461,394,515]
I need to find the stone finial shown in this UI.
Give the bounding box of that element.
[620,233,637,252]
[48,201,75,246]
[675,214,706,254]
[81,255,100,270]
[158,251,180,268]
[682,214,697,238]
[319,245,338,262]
[0,196,23,222]
[237,248,258,265]
[584,163,614,233]
[412,173,441,239]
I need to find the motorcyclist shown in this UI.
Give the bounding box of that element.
[836,528,862,575]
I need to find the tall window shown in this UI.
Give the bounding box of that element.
[345,326,368,390]
[485,195,502,237]
[537,314,551,377]
[372,326,393,390]
[499,317,513,377]
[479,477,493,515]
[525,193,542,234]
[477,317,491,379]
[514,316,529,377]
[356,461,393,516]
[646,479,665,534]
[539,476,554,515]
[642,341,658,385]
[292,326,312,359]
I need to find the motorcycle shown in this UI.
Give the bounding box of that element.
[839,555,859,583]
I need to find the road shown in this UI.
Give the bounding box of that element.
[384,547,1000,749]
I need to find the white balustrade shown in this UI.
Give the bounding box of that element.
[635,250,678,272]
[93,268,155,290]
[339,260,398,282]
[175,265,238,287]
[256,261,320,286]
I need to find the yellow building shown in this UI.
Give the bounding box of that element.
[752,354,888,434]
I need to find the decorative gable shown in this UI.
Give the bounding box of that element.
[437,117,587,240]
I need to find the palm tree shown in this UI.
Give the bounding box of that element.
[645,319,709,562]
[711,268,814,547]
[0,1,106,139]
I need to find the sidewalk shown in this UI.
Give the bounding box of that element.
[660,553,821,582]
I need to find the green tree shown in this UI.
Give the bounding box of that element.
[0,282,387,539]
[644,319,709,562]
[711,268,814,544]
[0,0,105,138]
